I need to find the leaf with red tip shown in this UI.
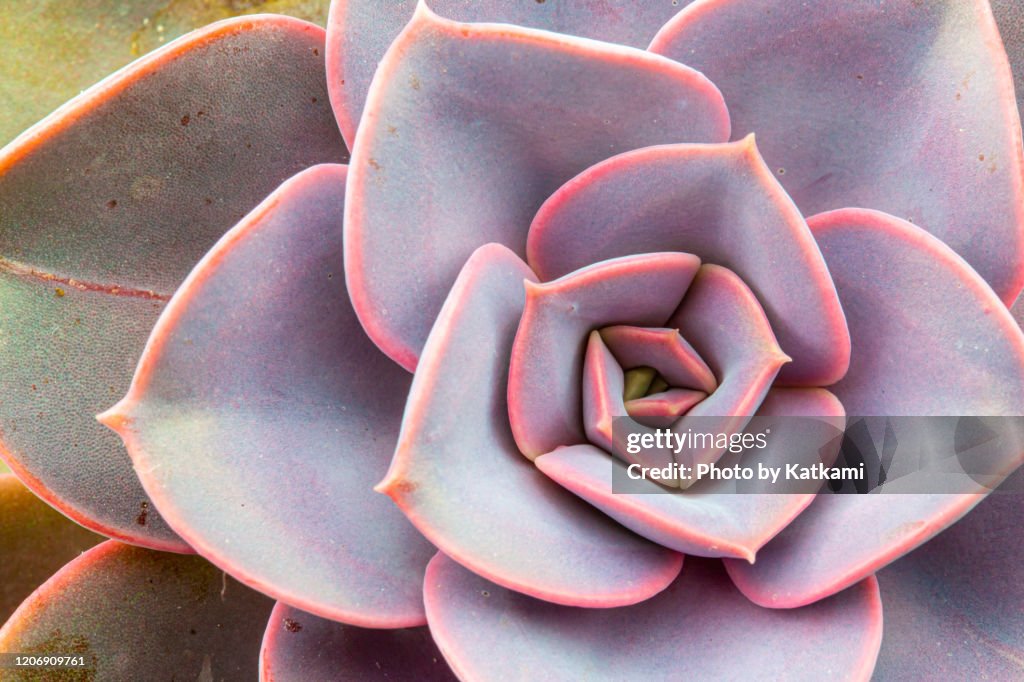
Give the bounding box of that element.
[508,253,701,460]
[651,0,1024,304]
[659,264,790,468]
[0,540,273,680]
[537,388,845,561]
[625,390,707,419]
[873,471,1024,680]
[528,138,848,385]
[381,244,683,608]
[726,208,1024,607]
[326,0,686,146]
[424,553,882,682]
[0,15,347,550]
[101,165,432,628]
[580,331,676,472]
[344,4,729,371]
[0,474,102,621]
[601,325,716,394]
[260,602,457,681]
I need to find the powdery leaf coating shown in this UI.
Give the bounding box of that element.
[726,208,1024,608]
[873,470,1024,680]
[0,540,274,680]
[380,244,683,608]
[344,4,729,371]
[101,165,433,628]
[651,0,1024,304]
[260,602,457,681]
[0,15,347,550]
[424,552,883,682]
[326,0,686,145]
[0,474,102,622]
[527,137,849,386]
[537,388,845,561]
[508,253,701,460]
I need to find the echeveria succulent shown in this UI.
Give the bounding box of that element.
[1,1,1023,680]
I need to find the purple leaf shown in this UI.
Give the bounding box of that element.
[508,253,701,460]
[873,470,1024,680]
[601,325,716,394]
[261,602,457,681]
[0,540,273,680]
[344,3,729,370]
[424,552,883,682]
[528,137,849,385]
[537,388,845,561]
[726,208,1024,607]
[651,0,1024,303]
[0,15,347,550]
[379,244,683,608]
[100,165,433,627]
[326,0,687,145]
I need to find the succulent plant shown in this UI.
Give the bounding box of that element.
[1,1,1023,680]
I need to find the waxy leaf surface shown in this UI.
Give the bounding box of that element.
[424,553,882,682]
[326,0,685,145]
[345,5,728,370]
[727,209,1024,607]
[528,138,848,385]
[0,15,347,550]
[381,244,683,608]
[103,165,432,627]
[652,0,1024,303]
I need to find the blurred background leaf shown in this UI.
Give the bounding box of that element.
[0,0,329,146]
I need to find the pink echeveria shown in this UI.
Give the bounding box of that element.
[0,1,1023,679]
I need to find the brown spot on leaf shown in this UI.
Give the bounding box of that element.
[284,618,303,633]
[180,114,190,126]
[409,75,421,90]
[368,158,382,171]
[106,199,117,209]
[55,288,66,297]
[136,501,149,526]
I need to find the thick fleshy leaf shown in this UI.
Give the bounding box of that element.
[100,165,432,627]
[538,388,845,561]
[0,540,274,679]
[0,0,331,147]
[727,208,1024,607]
[580,331,675,473]
[600,325,716,393]
[508,253,701,460]
[0,474,102,622]
[661,264,790,466]
[625,389,707,419]
[651,0,1024,304]
[260,602,457,681]
[379,244,683,608]
[345,4,729,371]
[873,470,1024,680]
[0,15,347,550]
[424,553,882,682]
[528,137,849,386]
[326,0,687,146]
